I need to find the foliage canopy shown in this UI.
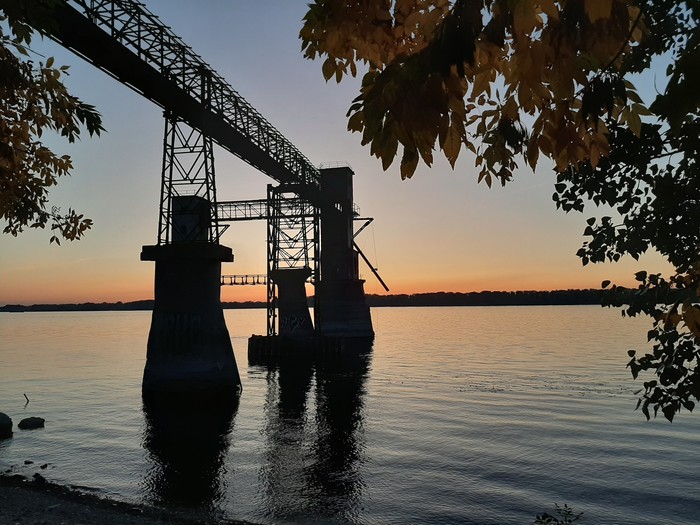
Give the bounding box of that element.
[301,0,700,421]
[0,0,103,243]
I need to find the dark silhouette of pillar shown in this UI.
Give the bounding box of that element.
[141,197,241,394]
[271,267,314,338]
[318,166,374,338]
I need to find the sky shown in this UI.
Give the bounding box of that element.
[0,0,671,305]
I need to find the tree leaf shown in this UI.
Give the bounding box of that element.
[321,57,335,81]
[584,0,612,22]
[443,119,462,168]
[400,148,419,179]
[682,304,700,339]
[626,108,642,137]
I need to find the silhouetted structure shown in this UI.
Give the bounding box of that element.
[41,0,381,381]
[317,167,374,338]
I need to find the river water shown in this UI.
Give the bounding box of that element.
[0,306,698,524]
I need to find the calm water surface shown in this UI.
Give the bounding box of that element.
[1,306,699,524]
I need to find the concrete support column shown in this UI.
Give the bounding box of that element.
[141,242,241,394]
[318,166,374,338]
[271,267,314,338]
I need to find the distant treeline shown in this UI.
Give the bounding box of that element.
[365,289,602,307]
[0,300,265,312]
[1,289,602,312]
[0,300,156,312]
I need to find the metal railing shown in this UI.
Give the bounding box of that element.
[221,274,267,286]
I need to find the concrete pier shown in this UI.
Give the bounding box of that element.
[141,242,241,394]
[141,195,241,395]
[271,267,314,338]
[317,166,374,338]
[316,279,374,338]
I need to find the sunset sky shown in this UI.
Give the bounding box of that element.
[0,0,670,305]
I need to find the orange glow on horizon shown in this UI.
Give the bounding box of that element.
[0,265,661,306]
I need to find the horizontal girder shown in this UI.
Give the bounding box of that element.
[217,200,362,222]
[217,198,316,222]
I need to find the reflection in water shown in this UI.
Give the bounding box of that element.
[309,349,370,518]
[141,389,239,509]
[254,342,373,523]
[259,354,315,517]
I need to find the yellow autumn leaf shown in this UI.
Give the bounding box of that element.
[632,102,653,116]
[682,304,700,338]
[584,0,613,23]
[538,0,559,20]
[625,107,642,137]
[512,0,538,37]
[502,96,518,120]
[527,136,540,171]
[470,71,490,100]
[400,148,419,179]
[448,94,466,118]
[322,57,336,81]
[663,309,682,330]
[443,119,462,168]
[590,142,600,169]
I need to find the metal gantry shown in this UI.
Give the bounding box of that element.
[158,114,228,244]
[216,189,321,335]
[190,185,317,336]
[215,191,319,334]
[265,185,320,335]
[217,190,386,335]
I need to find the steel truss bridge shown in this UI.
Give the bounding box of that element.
[40,0,385,335]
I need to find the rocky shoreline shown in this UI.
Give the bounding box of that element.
[0,411,259,524]
[0,473,252,525]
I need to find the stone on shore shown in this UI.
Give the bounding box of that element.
[18,417,45,430]
[0,412,12,439]
[32,473,47,484]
